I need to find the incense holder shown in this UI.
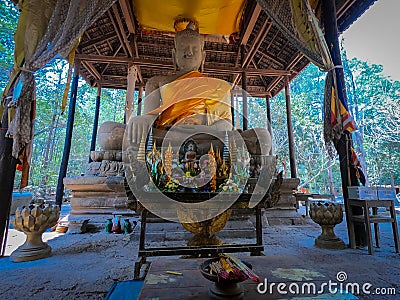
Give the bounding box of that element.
[200,257,252,300]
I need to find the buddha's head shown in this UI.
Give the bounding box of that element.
[173,22,205,72]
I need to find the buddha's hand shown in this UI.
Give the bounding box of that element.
[127,114,157,145]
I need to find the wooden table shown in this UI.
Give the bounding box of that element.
[138,258,261,299]
[137,256,361,299]
[347,198,400,255]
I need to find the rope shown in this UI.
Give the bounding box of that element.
[19,67,34,73]
[328,65,343,71]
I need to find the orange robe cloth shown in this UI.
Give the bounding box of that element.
[147,70,232,129]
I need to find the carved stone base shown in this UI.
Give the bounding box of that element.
[264,178,305,225]
[264,208,306,225]
[64,176,134,233]
[314,225,346,250]
[11,232,52,262]
[11,192,32,215]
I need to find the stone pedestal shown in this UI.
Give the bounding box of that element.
[11,192,32,215]
[264,178,305,225]
[309,201,345,250]
[64,176,133,233]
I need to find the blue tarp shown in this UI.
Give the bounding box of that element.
[104,280,144,300]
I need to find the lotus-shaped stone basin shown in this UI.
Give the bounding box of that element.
[11,203,60,262]
[309,201,345,250]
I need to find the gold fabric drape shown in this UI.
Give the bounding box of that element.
[148,71,232,128]
[2,0,117,187]
[133,0,246,35]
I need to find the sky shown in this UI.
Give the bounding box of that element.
[342,0,400,81]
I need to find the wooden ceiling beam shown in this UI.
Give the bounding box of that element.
[132,35,139,58]
[242,21,272,67]
[83,61,103,82]
[239,3,262,45]
[232,18,272,87]
[76,54,291,76]
[100,76,266,95]
[84,31,104,57]
[112,4,133,58]
[136,41,236,54]
[100,81,127,89]
[337,0,356,19]
[77,54,132,63]
[80,32,117,49]
[102,74,127,79]
[107,10,128,56]
[267,53,303,94]
[249,57,268,88]
[101,44,124,75]
[137,68,143,83]
[256,50,285,68]
[118,0,136,33]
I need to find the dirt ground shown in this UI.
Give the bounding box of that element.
[0,205,399,300]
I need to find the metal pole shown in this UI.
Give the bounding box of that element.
[321,0,365,246]
[89,84,101,163]
[55,59,81,206]
[230,92,235,126]
[242,71,248,130]
[241,45,248,130]
[0,95,18,257]
[284,77,297,178]
[265,94,272,155]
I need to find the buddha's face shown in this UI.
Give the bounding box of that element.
[173,35,205,72]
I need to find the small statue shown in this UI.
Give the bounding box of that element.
[180,138,199,176]
[112,215,122,234]
[123,219,133,234]
[182,139,198,162]
[105,218,113,233]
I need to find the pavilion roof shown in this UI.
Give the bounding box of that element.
[76,0,377,97]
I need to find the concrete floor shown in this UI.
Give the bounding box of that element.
[0,205,399,299]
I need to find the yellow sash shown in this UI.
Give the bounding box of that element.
[147,70,232,128]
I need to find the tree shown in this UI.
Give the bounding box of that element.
[0,0,19,89]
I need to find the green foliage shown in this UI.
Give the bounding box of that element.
[268,65,342,193]
[0,0,19,89]
[11,59,126,190]
[267,58,400,192]
[344,58,400,185]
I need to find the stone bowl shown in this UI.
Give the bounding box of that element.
[309,200,345,250]
[309,200,343,226]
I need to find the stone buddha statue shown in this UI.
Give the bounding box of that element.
[124,23,276,246]
[127,22,233,146]
[126,22,271,157]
